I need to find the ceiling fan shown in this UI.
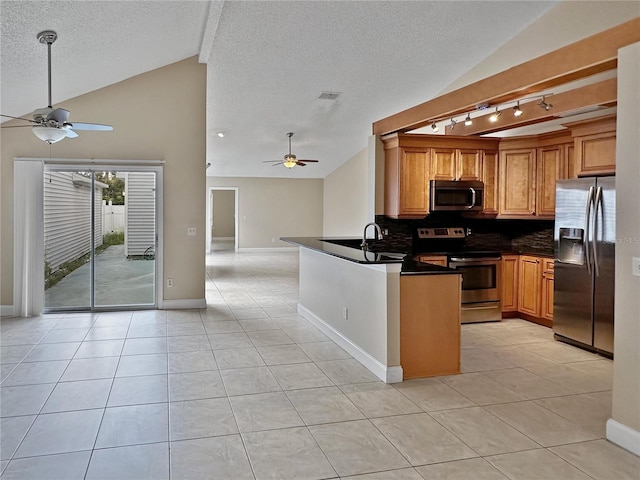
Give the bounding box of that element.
[263,132,319,168]
[0,31,113,144]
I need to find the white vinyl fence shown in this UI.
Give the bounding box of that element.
[103,201,125,234]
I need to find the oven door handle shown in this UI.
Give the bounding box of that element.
[449,257,501,263]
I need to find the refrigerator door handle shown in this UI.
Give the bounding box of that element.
[584,185,595,274]
[593,185,603,277]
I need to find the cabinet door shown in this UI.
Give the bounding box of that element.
[399,148,430,217]
[482,150,499,215]
[501,255,519,312]
[499,149,536,217]
[457,149,482,181]
[415,255,447,267]
[537,146,561,218]
[518,255,541,317]
[564,143,576,179]
[430,147,457,180]
[541,259,554,321]
[575,131,616,176]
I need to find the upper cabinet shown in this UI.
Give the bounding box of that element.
[431,147,482,181]
[382,134,499,219]
[569,116,617,177]
[499,147,536,217]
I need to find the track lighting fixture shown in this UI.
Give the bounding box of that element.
[464,113,472,126]
[430,122,439,132]
[538,96,553,111]
[513,102,523,117]
[449,118,456,130]
[489,107,501,122]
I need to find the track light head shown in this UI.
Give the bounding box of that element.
[489,107,501,123]
[430,122,439,132]
[449,118,456,130]
[513,102,523,117]
[538,96,552,111]
[464,113,472,126]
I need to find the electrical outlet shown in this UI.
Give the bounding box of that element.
[342,307,348,320]
[187,227,196,236]
[633,257,640,277]
[167,278,174,288]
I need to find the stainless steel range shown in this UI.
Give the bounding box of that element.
[414,227,502,323]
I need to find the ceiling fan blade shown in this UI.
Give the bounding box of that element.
[263,160,283,163]
[65,122,113,131]
[46,108,70,124]
[63,127,79,138]
[1,113,36,123]
[296,159,319,163]
[271,162,284,166]
[295,162,307,166]
[1,125,34,129]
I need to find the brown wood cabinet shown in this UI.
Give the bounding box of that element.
[400,273,461,378]
[384,146,430,219]
[481,150,499,215]
[536,146,561,218]
[499,148,536,217]
[570,116,616,177]
[431,148,482,181]
[518,255,542,317]
[541,259,555,322]
[382,133,499,219]
[501,255,519,313]
[415,255,447,267]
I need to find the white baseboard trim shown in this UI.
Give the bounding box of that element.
[606,418,640,456]
[298,303,403,384]
[212,237,234,241]
[161,298,207,310]
[1,305,15,317]
[237,247,299,253]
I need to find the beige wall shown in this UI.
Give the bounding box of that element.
[612,41,640,443]
[207,177,323,248]
[1,57,206,306]
[212,190,235,238]
[323,147,369,236]
[442,2,640,94]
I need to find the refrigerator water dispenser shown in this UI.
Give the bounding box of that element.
[558,228,584,265]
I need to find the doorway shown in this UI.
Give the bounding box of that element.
[43,168,159,311]
[207,187,238,253]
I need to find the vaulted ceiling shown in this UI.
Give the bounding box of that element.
[2,0,599,179]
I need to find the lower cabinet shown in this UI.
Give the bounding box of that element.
[501,255,519,312]
[518,255,541,317]
[541,259,555,322]
[502,254,554,325]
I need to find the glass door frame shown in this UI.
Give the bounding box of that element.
[42,161,163,313]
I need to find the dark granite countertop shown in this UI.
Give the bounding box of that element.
[280,237,460,275]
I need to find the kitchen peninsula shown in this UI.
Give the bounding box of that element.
[282,237,462,383]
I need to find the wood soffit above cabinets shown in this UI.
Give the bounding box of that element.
[372,17,640,136]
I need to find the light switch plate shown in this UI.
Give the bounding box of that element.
[187,227,196,236]
[632,257,640,277]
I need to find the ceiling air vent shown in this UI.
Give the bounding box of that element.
[318,92,340,100]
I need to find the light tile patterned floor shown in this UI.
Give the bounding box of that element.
[1,249,639,479]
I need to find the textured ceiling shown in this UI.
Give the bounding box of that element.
[1,0,558,179]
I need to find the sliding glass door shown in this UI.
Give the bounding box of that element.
[44,169,157,311]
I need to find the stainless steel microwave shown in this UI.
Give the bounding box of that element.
[430,180,484,212]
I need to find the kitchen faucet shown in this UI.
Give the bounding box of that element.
[361,222,383,250]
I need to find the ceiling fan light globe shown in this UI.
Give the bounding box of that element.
[32,126,66,144]
[283,154,297,168]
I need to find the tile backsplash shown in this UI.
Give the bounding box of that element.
[374,214,554,256]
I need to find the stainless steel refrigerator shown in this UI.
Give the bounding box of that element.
[553,176,615,356]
